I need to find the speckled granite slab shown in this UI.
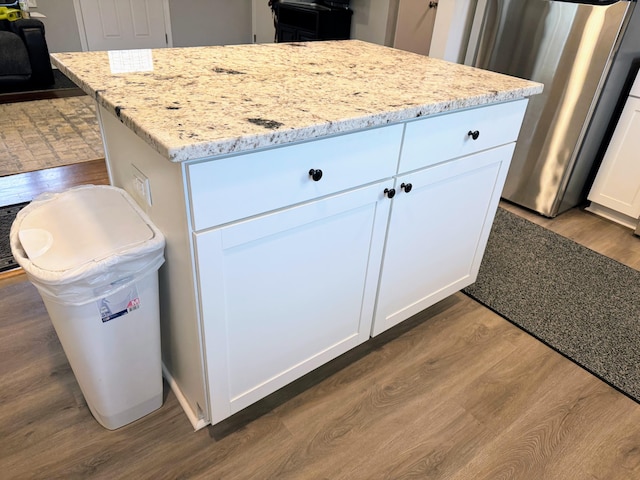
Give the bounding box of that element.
[51,40,543,162]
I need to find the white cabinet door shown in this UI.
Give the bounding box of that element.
[195,182,391,423]
[372,144,514,336]
[588,96,640,221]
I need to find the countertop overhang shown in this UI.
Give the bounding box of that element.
[51,40,543,162]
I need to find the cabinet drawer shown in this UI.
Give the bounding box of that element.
[399,99,528,173]
[187,125,402,231]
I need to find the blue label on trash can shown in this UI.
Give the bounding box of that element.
[99,285,141,323]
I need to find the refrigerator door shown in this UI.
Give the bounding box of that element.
[465,0,632,217]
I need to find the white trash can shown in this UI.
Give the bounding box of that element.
[10,185,166,430]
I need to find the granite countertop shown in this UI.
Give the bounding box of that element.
[51,40,543,163]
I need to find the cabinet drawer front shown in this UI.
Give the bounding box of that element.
[399,99,528,173]
[188,125,402,231]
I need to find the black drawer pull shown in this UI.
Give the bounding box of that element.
[468,130,480,140]
[401,183,413,193]
[384,188,396,199]
[309,169,323,181]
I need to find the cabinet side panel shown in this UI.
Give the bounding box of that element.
[99,106,208,426]
[588,97,640,218]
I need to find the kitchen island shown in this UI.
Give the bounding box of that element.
[51,40,542,430]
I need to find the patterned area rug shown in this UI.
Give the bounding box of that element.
[0,96,104,176]
[464,207,640,403]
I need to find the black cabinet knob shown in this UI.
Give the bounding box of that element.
[468,130,480,140]
[401,182,413,193]
[309,169,323,181]
[384,188,396,199]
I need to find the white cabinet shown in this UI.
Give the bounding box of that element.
[371,99,528,336]
[588,74,640,229]
[195,183,390,422]
[188,125,403,423]
[373,145,514,335]
[98,98,529,428]
[188,99,528,422]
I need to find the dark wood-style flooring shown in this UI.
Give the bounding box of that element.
[0,158,109,207]
[1,161,640,479]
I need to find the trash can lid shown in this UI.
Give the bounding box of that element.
[17,186,155,272]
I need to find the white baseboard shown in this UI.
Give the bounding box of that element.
[162,363,209,431]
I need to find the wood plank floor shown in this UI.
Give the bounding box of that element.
[1,162,639,479]
[0,158,109,207]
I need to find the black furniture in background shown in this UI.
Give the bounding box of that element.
[0,17,54,90]
[275,2,352,42]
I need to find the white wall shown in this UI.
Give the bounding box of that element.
[34,0,410,54]
[169,0,252,47]
[350,0,393,46]
[30,0,252,53]
[429,0,477,63]
[252,0,276,44]
[33,0,83,53]
[348,0,475,59]
[249,0,399,47]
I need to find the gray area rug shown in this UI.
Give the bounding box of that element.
[0,203,27,273]
[464,207,640,402]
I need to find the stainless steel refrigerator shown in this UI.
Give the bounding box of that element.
[464,0,640,217]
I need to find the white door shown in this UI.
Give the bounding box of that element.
[252,0,276,43]
[76,0,170,51]
[394,0,438,55]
